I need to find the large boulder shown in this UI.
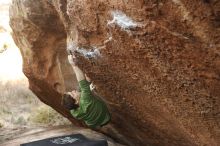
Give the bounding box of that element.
[10,0,220,146]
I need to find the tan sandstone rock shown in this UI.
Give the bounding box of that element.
[10,0,220,146]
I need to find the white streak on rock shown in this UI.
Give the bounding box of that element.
[76,47,101,59]
[67,39,101,59]
[67,41,77,53]
[67,42,101,59]
[104,34,113,44]
[108,10,139,29]
[172,0,181,4]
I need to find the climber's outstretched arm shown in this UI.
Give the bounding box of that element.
[72,66,85,82]
[68,54,85,82]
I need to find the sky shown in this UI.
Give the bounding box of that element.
[0,0,11,30]
[0,0,11,5]
[0,0,26,82]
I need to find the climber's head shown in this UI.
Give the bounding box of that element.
[62,90,80,110]
[70,90,81,102]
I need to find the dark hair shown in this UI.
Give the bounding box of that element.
[61,93,79,110]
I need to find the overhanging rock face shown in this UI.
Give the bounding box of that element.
[10,0,220,146]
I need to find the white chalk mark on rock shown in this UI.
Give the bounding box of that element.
[108,10,139,29]
[67,42,77,53]
[67,42,101,59]
[104,33,113,44]
[76,47,101,59]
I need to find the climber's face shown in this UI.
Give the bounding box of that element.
[68,90,80,104]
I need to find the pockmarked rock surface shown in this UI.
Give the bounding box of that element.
[10,0,220,146]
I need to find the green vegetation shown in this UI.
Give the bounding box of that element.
[29,106,70,126]
[0,43,8,53]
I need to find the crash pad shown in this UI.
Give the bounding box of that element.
[20,134,108,146]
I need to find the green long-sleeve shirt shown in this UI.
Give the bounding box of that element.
[70,80,110,128]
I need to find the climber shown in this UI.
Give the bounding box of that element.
[61,53,111,129]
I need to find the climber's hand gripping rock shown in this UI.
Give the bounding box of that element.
[68,54,77,66]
